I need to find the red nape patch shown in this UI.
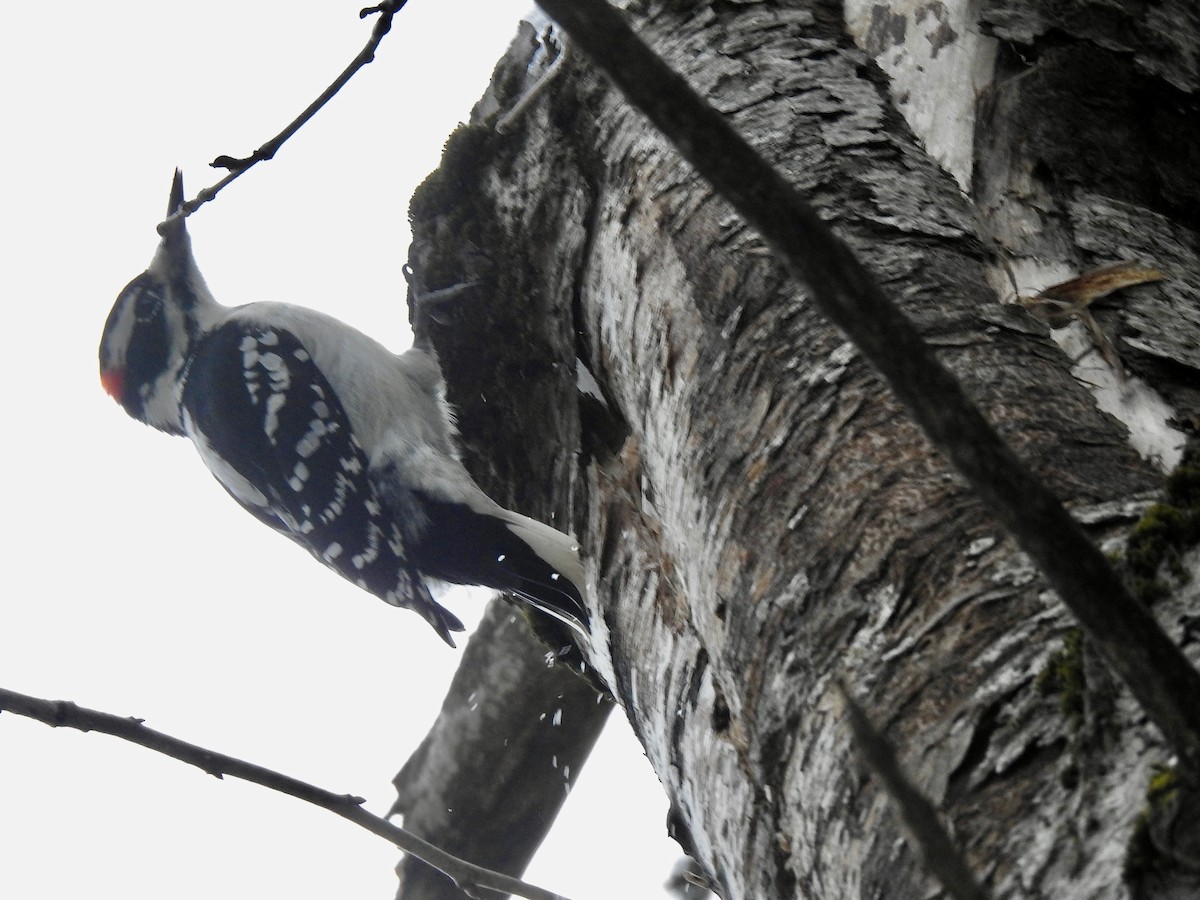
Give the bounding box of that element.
[100,369,124,401]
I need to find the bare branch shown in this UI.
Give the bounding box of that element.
[840,684,990,900]
[0,686,570,900]
[157,0,409,235]
[534,0,1200,772]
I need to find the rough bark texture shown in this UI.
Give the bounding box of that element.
[390,28,615,900]
[974,0,1200,440]
[965,0,1200,893]
[404,3,1200,898]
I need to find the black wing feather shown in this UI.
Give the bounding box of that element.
[180,320,464,644]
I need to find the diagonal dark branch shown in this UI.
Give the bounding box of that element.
[534,0,1200,772]
[157,0,408,235]
[390,602,612,900]
[840,684,990,900]
[0,686,570,900]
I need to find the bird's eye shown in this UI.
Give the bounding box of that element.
[135,287,164,324]
[120,281,171,408]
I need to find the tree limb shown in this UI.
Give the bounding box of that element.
[534,0,1200,773]
[390,603,611,900]
[157,0,409,234]
[0,686,570,900]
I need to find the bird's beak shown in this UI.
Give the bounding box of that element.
[158,168,190,265]
[168,169,185,217]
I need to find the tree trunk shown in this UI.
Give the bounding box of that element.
[402,3,1200,898]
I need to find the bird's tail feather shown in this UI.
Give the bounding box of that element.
[498,510,585,592]
[498,509,589,635]
[412,498,590,638]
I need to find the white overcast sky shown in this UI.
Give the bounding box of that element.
[0,3,678,898]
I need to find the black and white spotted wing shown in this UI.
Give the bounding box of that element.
[180,320,465,644]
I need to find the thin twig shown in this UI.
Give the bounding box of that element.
[839,684,990,900]
[534,0,1200,771]
[0,686,569,900]
[157,0,408,235]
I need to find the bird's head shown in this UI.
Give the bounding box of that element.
[99,170,217,435]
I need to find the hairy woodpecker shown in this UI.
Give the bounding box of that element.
[99,172,588,646]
